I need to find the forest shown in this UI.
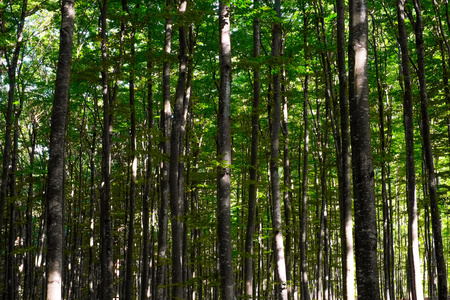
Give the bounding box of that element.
[1,0,450,299]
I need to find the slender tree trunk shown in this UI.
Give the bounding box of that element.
[300,13,310,300]
[141,28,154,300]
[336,0,355,298]
[372,12,396,300]
[348,0,380,299]
[180,23,195,296]
[156,1,172,298]
[0,0,27,244]
[24,115,37,300]
[281,42,293,300]
[170,1,188,298]
[244,0,260,297]
[396,2,423,299]
[46,1,74,299]
[413,1,448,299]
[270,1,288,299]
[125,5,137,298]
[88,113,97,300]
[99,0,114,298]
[217,2,235,299]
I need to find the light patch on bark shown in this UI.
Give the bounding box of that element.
[47,270,62,300]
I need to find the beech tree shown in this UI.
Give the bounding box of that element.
[348,0,380,298]
[46,1,74,299]
[217,1,234,300]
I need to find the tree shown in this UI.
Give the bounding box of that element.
[156,1,172,298]
[300,10,310,300]
[99,0,114,298]
[413,0,448,299]
[244,0,261,298]
[217,1,235,299]
[46,1,75,299]
[396,1,423,299]
[270,1,289,299]
[348,0,380,298]
[170,0,188,298]
[336,0,355,298]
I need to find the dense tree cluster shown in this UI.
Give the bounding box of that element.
[0,0,449,299]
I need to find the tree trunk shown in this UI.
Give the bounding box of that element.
[0,0,27,247]
[270,1,288,299]
[372,12,396,300]
[217,2,235,299]
[46,1,74,299]
[413,1,448,299]
[244,0,260,297]
[336,0,355,298]
[300,12,310,300]
[170,1,188,298]
[156,1,172,298]
[141,27,154,300]
[396,1,423,299]
[99,0,114,298]
[125,4,137,297]
[348,0,380,299]
[24,115,37,300]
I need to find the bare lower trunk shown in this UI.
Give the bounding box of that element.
[99,0,114,298]
[271,1,288,299]
[336,0,355,298]
[413,1,448,299]
[170,2,188,298]
[396,1,423,299]
[244,1,260,297]
[300,12,310,300]
[348,0,380,298]
[156,1,172,298]
[217,2,235,299]
[46,1,74,299]
[125,10,137,298]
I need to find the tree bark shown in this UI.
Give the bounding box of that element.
[300,12,310,300]
[99,0,114,298]
[170,1,188,298]
[413,1,448,299]
[396,2,423,299]
[156,1,172,298]
[46,1,74,299]
[0,0,27,246]
[371,12,396,300]
[141,26,154,300]
[336,0,355,298]
[125,3,136,297]
[244,0,260,297]
[217,1,235,299]
[348,0,380,299]
[270,1,288,299]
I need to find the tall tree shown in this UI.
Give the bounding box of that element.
[271,1,288,299]
[141,22,154,300]
[244,0,261,298]
[0,0,27,245]
[217,1,235,299]
[300,11,310,300]
[46,1,75,299]
[336,0,355,298]
[413,0,448,299]
[170,0,188,298]
[348,0,380,298]
[396,1,423,299]
[156,0,172,298]
[124,1,137,298]
[99,0,114,298]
